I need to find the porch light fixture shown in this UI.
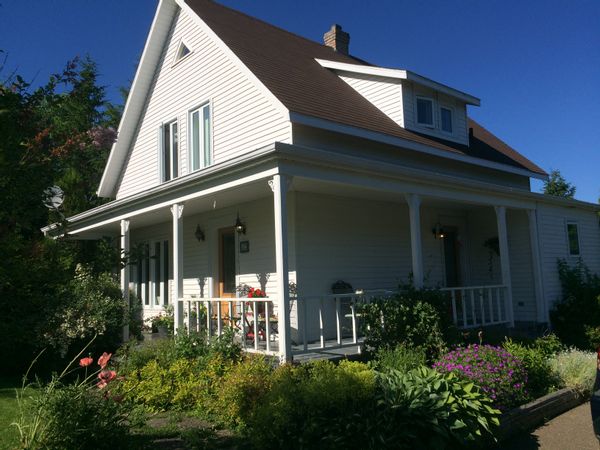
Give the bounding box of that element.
[235,212,246,235]
[195,225,205,242]
[432,222,445,239]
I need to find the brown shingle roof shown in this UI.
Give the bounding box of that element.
[186,0,546,176]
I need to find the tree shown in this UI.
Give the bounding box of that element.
[543,169,576,198]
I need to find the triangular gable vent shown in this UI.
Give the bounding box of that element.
[174,41,191,64]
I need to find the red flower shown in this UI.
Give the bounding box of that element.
[79,357,93,367]
[97,370,117,389]
[98,352,112,369]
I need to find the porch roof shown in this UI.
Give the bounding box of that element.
[43,142,600,239]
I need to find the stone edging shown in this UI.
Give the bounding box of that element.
[497,387,587,441]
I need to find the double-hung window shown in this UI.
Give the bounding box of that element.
[440,107,453,133]
[566,222,580,256]
[189,103,212,172]
[416,96,434,127]
[160,120,178,182]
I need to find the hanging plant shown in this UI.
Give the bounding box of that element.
[483,237,500,279]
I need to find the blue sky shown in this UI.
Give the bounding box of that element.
[1,0,598,202]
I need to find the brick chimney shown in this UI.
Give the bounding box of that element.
[323,24,350,55]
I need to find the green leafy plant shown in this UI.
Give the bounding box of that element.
[371,344,427,373]
[434,344,529,410]
[549,348,596,396]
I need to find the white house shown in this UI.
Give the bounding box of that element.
[44,0,600,362]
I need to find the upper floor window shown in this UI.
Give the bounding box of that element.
[416,97,434,127]
[189,103,212,172]
[440,107,453,133]
[160,120,178,182]
[566,222,580,256]
[173,40,192,66]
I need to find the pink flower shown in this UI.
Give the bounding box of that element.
[79,357,93,367]
[97,370,117,389]
[98,352,112,369]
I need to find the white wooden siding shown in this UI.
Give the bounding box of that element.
[339,73,404,127]
[538,204,600,311]
[116,8,290,199]
[403,82,469,145]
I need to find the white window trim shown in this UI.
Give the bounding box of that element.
[171,38,193,68]
[159,118,179,183]
[188,101,213,173]
[565,220,581,257]
[415,95,435,128]
[440,105,454,135]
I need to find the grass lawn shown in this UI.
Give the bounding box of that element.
[0,377,21,450]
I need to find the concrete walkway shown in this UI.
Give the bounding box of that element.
[503,402,599,449]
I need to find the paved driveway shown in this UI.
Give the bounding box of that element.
[502,402,599,449]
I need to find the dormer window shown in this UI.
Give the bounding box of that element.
[441,107,453,133]
[416,96,434,127]
[160,120,178,182]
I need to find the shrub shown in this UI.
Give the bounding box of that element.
[359,291,447,359]
[372,344,426,373]
[434,344,528,410]
[532,333,564,358]
[551,259,600,350]
[372,367,500,448]
[502,338,560,398]
[116,338,178,375]
[549,348,596,396]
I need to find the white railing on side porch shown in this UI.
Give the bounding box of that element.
[440,285,509,329]
[294,289,396,356]
[180,297,280,356]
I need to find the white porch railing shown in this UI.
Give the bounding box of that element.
[180,297,279,356]
[440,285,510,329]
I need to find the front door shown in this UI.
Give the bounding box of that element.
[218,228,236,318]
[443,230,461,287]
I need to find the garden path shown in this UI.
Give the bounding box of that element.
[503,402,599,449]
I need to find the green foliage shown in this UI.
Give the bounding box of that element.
[549,348,596,396]
[532,333,564,358]
[45,265,126,357]
[359,289,449,359]
[502,338,560,399]
[543,169,576,198]
[373,367,500,448]
[551,259,600,350]
[371,344,427,373]
[434,345,529,411]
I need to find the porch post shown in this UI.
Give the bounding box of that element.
[171,203,185,333]
[405,193,424,288]
[271,174,292,362]
[120,219,130,342]
[494,206,515,327]
[527,209,547,323]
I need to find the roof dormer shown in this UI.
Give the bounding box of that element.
[316,59,480,146]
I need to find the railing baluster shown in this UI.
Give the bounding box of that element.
[335,296,342,346]
[496,288,502,323]
[351,299,358,344]
[206,301,212,338]
[265,301,271,353]
[253,301,259,351]
[186,300,191,334]
[319,298,325,349]
[470,290,476,327]
[217,302,222,337]
[487,288,493,324]
[302,298,308,352]
[479,289,485,325]
[241,300,246,350]
[451,291,457,326]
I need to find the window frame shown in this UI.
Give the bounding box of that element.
[415,96,435,128]
[566,221,581,257]
[172,38,193,68]
[440,105,454,134]
[159,119,179,183]
[188,101,213,173]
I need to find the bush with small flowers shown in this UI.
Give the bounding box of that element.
[433,344,528,410]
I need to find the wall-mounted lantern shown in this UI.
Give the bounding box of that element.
[195,224,205,242]
[432,222,445,239]
[235,212,246,235]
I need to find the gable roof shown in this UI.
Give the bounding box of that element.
[185,0,546,177]
[99,0,546,198]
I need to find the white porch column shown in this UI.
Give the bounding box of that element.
[271,174,292,362]
[527,209,547,323]
[120,219,130,342]
[171,203,185,333]
[495,206,515,327]
[405,193,424,288]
